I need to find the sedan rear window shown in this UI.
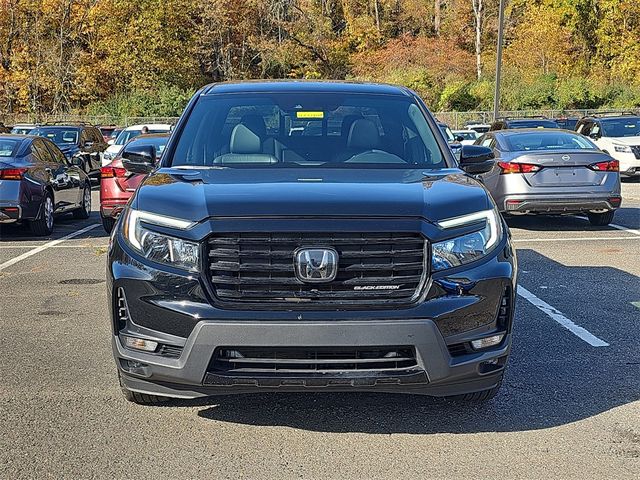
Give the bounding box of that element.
[170,93,448,169]
[504,132,598,152]
[0,139,19,156]
[507,120,559,129]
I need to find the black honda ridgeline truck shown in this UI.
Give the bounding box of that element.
[107,81,517,404]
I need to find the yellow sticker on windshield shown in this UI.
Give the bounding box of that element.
[296,111,324,119]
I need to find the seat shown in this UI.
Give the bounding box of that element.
[333,119,380,162]
[214,124,278,165]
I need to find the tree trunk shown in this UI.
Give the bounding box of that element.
[434,0,441,36]
[373,0,380,33]
[472,0,483,79]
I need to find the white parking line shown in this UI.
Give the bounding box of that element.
[610,223,640,236]
[517,285,609,347]
[513,236,638,242]
[0,244,108,249]
[0,224,100,272]
[573,215,640,236]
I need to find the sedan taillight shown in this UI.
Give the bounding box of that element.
[497,162,542,174]
[0,168,28,180]
[100,166,128,178]
[588,160,619,172]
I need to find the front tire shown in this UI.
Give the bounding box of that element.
[119,373,167,405]
[101,215,115,233]
[73,183,91,219]
[588,210,615,226]
[30,193,54,236]
[446,374,503,403]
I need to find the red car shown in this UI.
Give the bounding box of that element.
[99,133,169,232]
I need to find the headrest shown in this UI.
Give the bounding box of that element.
[341,114,364,139]
[230,124,261,154]
[241,114,266,138]
[347,119,380,149]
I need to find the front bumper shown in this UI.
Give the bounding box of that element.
[620,167,640,177]
[115,319,511,398]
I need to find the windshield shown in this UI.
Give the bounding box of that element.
[115,128,167,145]
[454,131,478,141]
[170,93,447,169]
[123,136,169,159]
[0,139,19,156]
[555,118,578,130]
[508,120,559,129]
[504,132,598,151]
[600,118,640,138]
[439,124,455,142]
[11,127,34,135]
[31,127,79,145]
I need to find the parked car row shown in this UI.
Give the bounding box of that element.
[0,121,172,235]
[432,113,637,226]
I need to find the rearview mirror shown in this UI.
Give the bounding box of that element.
[459,145,495,174]
[121,145,156,174]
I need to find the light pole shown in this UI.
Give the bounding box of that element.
[493,0,507,121]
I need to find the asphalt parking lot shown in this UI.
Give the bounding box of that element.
[0,183,639,479]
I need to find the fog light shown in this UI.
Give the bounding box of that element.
[471,334,504,350]
[120,359,151,376]
[122,336,158,352]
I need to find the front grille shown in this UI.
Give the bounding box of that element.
[631,146,640,160]
[206,232,427,307]
[209,346,418,374]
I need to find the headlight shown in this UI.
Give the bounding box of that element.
[614,145,632,153]
[432,209,502,271]
[121,208,199,271]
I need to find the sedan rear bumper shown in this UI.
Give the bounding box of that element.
[500,194,621,214]
[100,201,128,219]
[0,203,22,223]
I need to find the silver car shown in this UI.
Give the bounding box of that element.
[476,129,621,225]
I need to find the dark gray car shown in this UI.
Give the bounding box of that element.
[476,129,621,225]
[0,134,92,235]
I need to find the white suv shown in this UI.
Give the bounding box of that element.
[102,123,172,165]
[576,114,640,179]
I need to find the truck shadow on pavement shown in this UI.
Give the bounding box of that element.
[190,249,639,434]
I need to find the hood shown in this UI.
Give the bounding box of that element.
[134,168,491,224]
[609,136,640,146]
[106,144,122,155]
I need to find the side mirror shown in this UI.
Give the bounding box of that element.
[107,139,115,145]
[459,145,495,174]
[70,157,83,167]
[455,135,465,142]
[122,145,156,174]
[589,132,601,140]
[83,141,94,149]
